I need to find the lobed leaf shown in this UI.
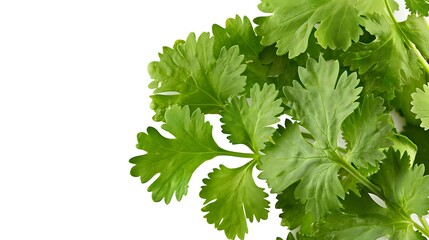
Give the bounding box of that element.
[254,0,365,58]
[372,149,429,216]
[130,105,225,203]
[148,32,246,121]
[411,83,429,130]
[221,83,283,152]
[213,15,270,93]
[260,121,344,219]
[342,95,394,171]
[405,0,429,16]
[200,162,269,240]
[284,57,361,150]
[343,14,421,98]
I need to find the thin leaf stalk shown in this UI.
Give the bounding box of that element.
[418,216,429,236]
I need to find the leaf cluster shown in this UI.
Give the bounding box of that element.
[131,1,429,239]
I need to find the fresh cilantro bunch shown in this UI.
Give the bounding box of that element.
[130,0,429,239]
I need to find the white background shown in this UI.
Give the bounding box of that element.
[0,0,420,240]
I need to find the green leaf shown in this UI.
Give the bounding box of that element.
[307,191,393,239]
[405,0,429,16]
[342,95,394,171]
[411,83,429,130]
[213,15,269,93]
[399,15,429,60]
[391,134,418,165]
[254,0,365,58]
[130,105,226,203]
[200,162,269,240]
[303,191,425,240]
[260,120,345,219]
[390,72,427,126]
[284,57,361,149]
[343,14,421,98]
[372,149,429,216]
[403,124,429,173]
[221,83,283,152]
[148,32,246,121]
[276,183,314,231]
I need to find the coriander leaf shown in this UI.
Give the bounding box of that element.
[342,95,394,171]
[260,120,344,219]
[411,83,429,130]
[200,162,269,240]
[221,83,283,152]
[303,191,425,240]
[276,182,314,232]
[284,57,361,149]
[254,0,364,58]
[130,105,226,203]
[148,32,246,121]
[390,134,418,165]
[372,149,429,216]
[306,191,393,240]
[405,0,429,16]
[399,15,429,59]
[390,72,427,126]
[259,45,300,96]
[213,15,269,93]
[354,0,399,14]
[343,14,421,98]
[403,124,429,173]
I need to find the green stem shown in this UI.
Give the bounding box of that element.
[384,0,429,74]
[222,150,256,159]
[418,216,429,236]
[335,153,382,196]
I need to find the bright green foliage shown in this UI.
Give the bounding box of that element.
[342,95,394,171]
[148,32,246,121]
[412,83,429,130]
[255,0,363,58]
[391,134,418,164]
[373,150,429,216]
[405,0,429,16]
[130,105,226,203]
[221,83,283,152]
[132,0,429,238]
[299,190,426,240]
[260,120,344,219]
[213,16,269,93]
[284,57,361,149]
[343,14,421,98]
[275,183,314,231]
[399,15,429,59]
[200,162,269,240]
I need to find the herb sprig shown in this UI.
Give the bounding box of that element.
[131,0,429,239]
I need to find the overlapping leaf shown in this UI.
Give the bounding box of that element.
[221,83,283,152]
[372,150,429,216]
[403,124,429,173]
[405,0,429,16]
[284,57,361,149]
[342,95,394,171]
[213,16,269,93]
[411,83,429,130]
[148,32,246,121]
[254,0,402,58]
[343,14,421,98]
[130,105,226,203]
[399,15,429,60]
[299,190,425,240]
[260,120,344,219]
[200,162,269,240]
